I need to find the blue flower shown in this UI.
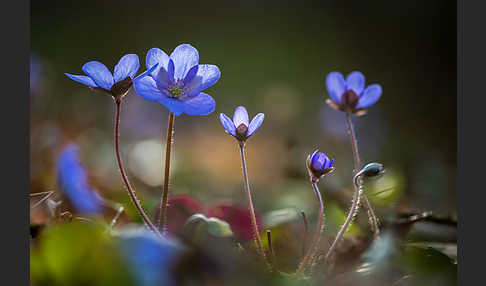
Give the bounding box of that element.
[325,71,382,115]
[219,106,264,142]
[65,54,157,100]
[306,150,335,180]
[117,228,181,286]
[57,144,102,214]
[133,44,221,116]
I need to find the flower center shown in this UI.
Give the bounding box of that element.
[169,87,182,98]
[235,123,248,141]
[340,89,359,111]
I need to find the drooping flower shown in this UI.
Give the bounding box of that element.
[57,144,102,214]
[117,227,181,286]
[219,106,264,142]
[133,44,221,116]
[65,54,157,101]
[325,71,382,115]
[306,150,335,181]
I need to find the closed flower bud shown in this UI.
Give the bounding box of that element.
[360,162,385,178]
[306,150,335,181]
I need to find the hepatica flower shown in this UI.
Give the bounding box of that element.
[325,71,382,115]
[133,44,221,116]
[57,144,101,214]
[219,106,264,142]
[65,54,156,101]
[306,150,335,181]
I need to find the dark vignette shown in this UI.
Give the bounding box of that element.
[459,1,486,285]
[1,0,30,285]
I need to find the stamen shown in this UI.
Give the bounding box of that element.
[169,87,182,98]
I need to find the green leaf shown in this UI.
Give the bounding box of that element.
[30,221,135,286]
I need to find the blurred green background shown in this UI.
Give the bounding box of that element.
[30,0,456,226]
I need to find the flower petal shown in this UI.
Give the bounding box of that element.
[158,96,186,116]
[326,72,345,104]
[154,59,175,89]
[185,64,221,98]
[114,54,140,82]
[219,113,236,137]
[356,84,382,109]
[183,65,199,85]
[82,61,114,90]
[247,113,264,137]
[146,48,170,77]
[311,152,328,171]
[119,229,181,286]
[182,92,215,116]
[134,63,159,81]
[170,44,199,80]
[133,75,165,102]
[233,106,249,127]
[64,73,98,88]
[57,144,101,214]
[326,158,334,169]
[152,60,174,89]
[345,71,365,96]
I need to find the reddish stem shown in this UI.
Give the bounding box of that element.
[344,112,379,238]
[114,99,160,236]
[156,112,175,231]
[238,142,269,266]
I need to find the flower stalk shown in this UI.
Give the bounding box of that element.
[344,112,380,238]
[114,99,161,236]
[324,170,362,264]
[238,141,268,266]
[156,112,175,231]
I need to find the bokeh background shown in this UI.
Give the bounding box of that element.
[30,0,456,228]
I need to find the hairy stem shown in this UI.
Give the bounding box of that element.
[344,112,380,238]
[324,175,361,263]
[156,112,175,231]
[296,182,325,276]
[114,100,160,236]
[239,142,268,265]
[110,206,124,228]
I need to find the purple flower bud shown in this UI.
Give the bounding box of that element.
[306,150,335,181]
[219,106,264,142]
